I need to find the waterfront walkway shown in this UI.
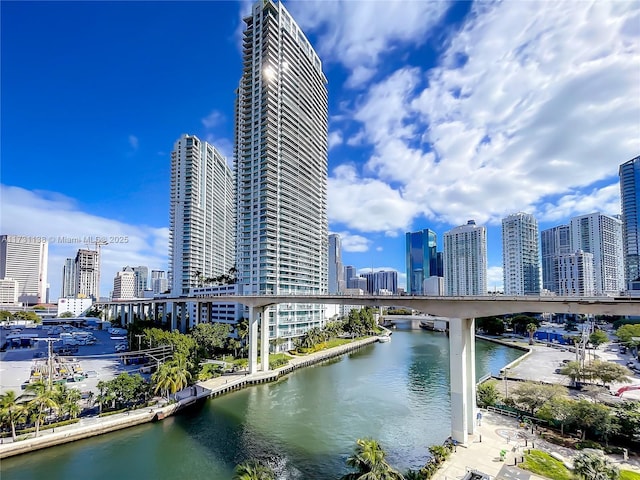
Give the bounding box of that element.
[432,409,640,480]
[0,336,379,459]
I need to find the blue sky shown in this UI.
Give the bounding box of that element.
[2,0,639,299]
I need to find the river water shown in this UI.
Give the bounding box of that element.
[1,329,523,480]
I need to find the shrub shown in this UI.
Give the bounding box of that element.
[197,363,223,381]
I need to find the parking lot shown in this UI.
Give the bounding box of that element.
[0,326,146,397]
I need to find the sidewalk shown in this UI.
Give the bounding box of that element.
[432,410,640,480]
[0,336,379,458]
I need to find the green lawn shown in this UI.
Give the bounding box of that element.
[521,450,572,480]
[621,470,640,480]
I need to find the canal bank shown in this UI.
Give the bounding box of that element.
[0,335,379,459]
[1,331,527,479]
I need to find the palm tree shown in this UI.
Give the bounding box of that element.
[25,382,58,437]
[342,438,405,480]
[573,452,619,480]
[53,384,82,419]
[233,460,275,480]
[526,323,537,345]
[152,354,192,399]
[0,390,28,441]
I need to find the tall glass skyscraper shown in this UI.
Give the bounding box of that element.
[328,234,343,294]
[169,134,235,296]
[405,229,437,295]
[235,1,328,341]
[620,155,640,288]
[502,212,541,295]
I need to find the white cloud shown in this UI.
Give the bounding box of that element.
[487,266,504,293]
[288,0,450,88]
[538,183,621,223]
[201,110,225,128]
[128,135,139,150]
[328,130,343,150]
[333,0,639,231]
[328,164,419,232]
[337,231,371,252]
[1,185,169,300]
[376,246,383,252]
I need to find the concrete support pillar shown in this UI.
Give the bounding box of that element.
[260,307,269,372]
[248,306,259,374]
[449,317,476,444]
[119,304,125,325]
[195,302,200,326]
[179,303,187,332]
[170,302,177,331]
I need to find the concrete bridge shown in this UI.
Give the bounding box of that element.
[98,294,640,444]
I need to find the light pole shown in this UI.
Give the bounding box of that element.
[135,334,144,351]
[503,367,509,399]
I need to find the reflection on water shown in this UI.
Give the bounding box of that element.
[2,329,523,480]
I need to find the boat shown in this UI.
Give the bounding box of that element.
[419,321,447,332]
[378,335,391,343]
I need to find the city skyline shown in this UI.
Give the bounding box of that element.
[2,1,638,298]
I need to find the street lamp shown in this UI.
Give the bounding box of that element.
[135,334,145,351]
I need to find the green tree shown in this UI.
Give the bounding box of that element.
[53,383,82,419]
[537,396,575,436]
[615,324,640,346]
[25,382,58,437]
[511,382,567,415]
[586,361,631,388]
[589,330,608,349]
[476,317,505,336]
[152,354,192,399]
[0,390,28,441]
[573,452,619,480]
[0,310,13,321]
[612,401,640,443]
[560,361,585,385]
[191,322,231,358]
[341,438,404,480]
[13,311,41,323]
[510,315,538,336]
[569,400,610,441]
[233,460,275,480]
[59,311,75,318]
[477,381,500,407]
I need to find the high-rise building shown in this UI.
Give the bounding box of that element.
[61,258,76,298]
[569,212,624,296]
[556,250,595,296]
[235,0,328,342]
[344,266,357,286]
[151,270,168,295]
[75,249,99,300]
[328,234,344,294]
[169,134,235,296]
[361,270,398,295]
[406,229,437,295]
[0,278,19,305]
[443,220,487,296]
[540,225,571,294]
[113,267,136,299]
[0,235,48,304]
[132,266,149,297]
[502,213,541,295]
[620,155,640,289]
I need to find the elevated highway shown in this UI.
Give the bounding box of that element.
[98,294,639,444]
